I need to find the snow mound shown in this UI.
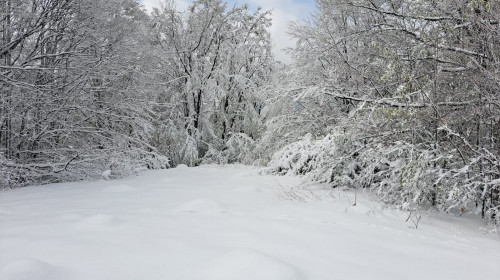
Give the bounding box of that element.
[175,198,225,214]
[74,214,119,229]
[102,184,137,193]
[176,164,189,169]
[201,248,302,280]
[0,258,67,280]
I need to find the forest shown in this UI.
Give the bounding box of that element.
[1,0,499,229]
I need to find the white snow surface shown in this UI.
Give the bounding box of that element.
[1,165,499,280]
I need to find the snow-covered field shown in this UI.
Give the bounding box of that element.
[1,165,499,280]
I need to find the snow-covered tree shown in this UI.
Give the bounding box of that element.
[263,0,500,226]
[150,0,274,166]
[0,0,168,188]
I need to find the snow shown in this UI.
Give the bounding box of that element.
[200,248,302,280]
[0,258,68,280]
[101,184,137,193]
[1,165,499,280]
[175,198,226,214]
[101,170,112,180]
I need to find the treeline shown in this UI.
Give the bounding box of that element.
[0,0,273,187]
[1,0,499,228]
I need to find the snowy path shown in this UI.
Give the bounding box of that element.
[1,165,499,280]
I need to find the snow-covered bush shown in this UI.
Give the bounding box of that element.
[224,133,256,164]
[266,130,500,228]
[263,132,363,186]
[0,147,170,189]
[361,142,445,211]
[200,145,228,165]
[0,157,26,189]
[201,133,256,165]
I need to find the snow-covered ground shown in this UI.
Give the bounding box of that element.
[1,165,499,280]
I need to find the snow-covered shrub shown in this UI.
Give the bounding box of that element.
[253,116,320,165]
[0,147,170,189]
[264,132,364,186]
[201,133,256,165]
[267,130,500,229]
[224,133,256,164]
[267,135,443,210]
[201,145,228,165]
[103,149,170,178]
[440,155,500,226]
[265,133,331,178]
[0,157,27,189]
[361,142,446,211]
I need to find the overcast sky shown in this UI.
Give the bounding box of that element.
[140,0,315,63]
